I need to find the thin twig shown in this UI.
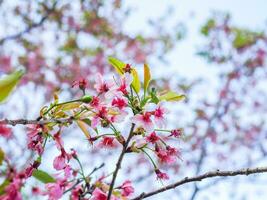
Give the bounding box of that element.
[0,118,74,126]
[131,166,267,200]
[63,163,105,195]
[107,124,135,200]
[0,1,58,45]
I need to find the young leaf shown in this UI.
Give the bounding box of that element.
[76,120,91,140]
[108,57,125,75]
[159,91,186,102]
[0,69,25,103]
[0,179,9,195]
[131,69,141,93]
[32,169,56,183]
[143,63,151,92]
[0,148,4,166]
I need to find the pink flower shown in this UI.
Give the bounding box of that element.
[3,178,23,200]
[100,137,116,148]
[132,112,154,133]
[121,180,134,197]
[155,169,169,180]
[27,125,44,155]
[106,73,132,98]
[92,106,109,128]
[0,125,12,138]
[156,148,175,164]
[169,129,182,138]
[45,182,63,200]
[153,103,168,128]
[94,73,113,94]
[53,154,66,170]
[146,132,160,144]
[72,78,87,91]
[111,97,128,110]
[70,186,82,200]
[91,188,107,200]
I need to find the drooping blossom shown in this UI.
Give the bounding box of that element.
[91,188,107,200]
[146,132,160,144]
[169,129,183,138]
[45,182,64,200]
[156,148,176,164]
[27,125,44,155]
[120,180,134,197]
[100,136,117,148]
[155,169,169,180]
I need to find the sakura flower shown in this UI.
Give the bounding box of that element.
[45,182,63,200]
[100,136,117,148]
[106,73,133,98]
[94,73,113,94]
[91,188,107,200]
[169,129,183,138]
[0,125,12,138]
[27,125,44,155]
[3,178,23,200]
[156,148,175,164]
[155,169,169,180]
[146,132,160,144]
[121,180,134,197]
[72,78,87,91]
[132,112,154,133]
[70,186,82,200]
[153,103,168,128]
[111,97,128,110]
[53,154,66,170]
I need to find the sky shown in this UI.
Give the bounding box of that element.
[122,1,267,199]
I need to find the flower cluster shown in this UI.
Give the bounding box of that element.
[0,58,184,200]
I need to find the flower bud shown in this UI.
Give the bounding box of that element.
[81,95,92,103]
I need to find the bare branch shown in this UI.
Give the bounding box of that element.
[0,1,58,45]
[0,118,73,126]
[107,124,135,200]
[131,167,267,200]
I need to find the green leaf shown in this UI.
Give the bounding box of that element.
[0,69,25,103]
[201,19,216,36]
[0,148,4,166]
[0,179,9,195]
[159,91,186,102]
[76,120,91,140]
[131,69,141,93]
[32,169,56,184]
[108,57,124,75]
[143,63,151,93]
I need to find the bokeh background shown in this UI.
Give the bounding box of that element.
[1,0,267,199]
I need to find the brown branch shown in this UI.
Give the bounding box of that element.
[0,1,58,45]
[107,123,135,200]
[131,167,267,200]
[0,118,73,126]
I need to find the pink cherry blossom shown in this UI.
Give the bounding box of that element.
[53,154,66,170]
[0,125,12,138]
[153,103,168,128]
[94,73,113,94]
[91,188,107,200]
[156,148,176,164]
[155,169,169,180]
[146,132,160,144]
[45,182,63,200]
[132,112,154,133]
[121,180,134,197]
